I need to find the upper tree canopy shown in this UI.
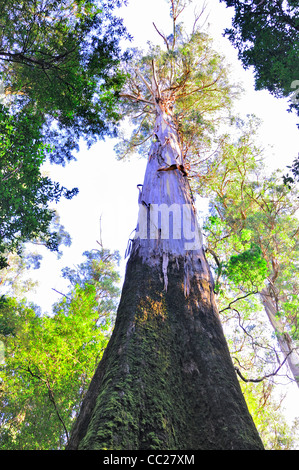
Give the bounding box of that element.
[219,0,299,115]
[0,0,128,265]
[115,0,237,164]
[0,0,128,164]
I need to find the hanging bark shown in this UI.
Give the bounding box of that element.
[66,88,263,450]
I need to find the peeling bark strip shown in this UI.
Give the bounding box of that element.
[131,96,208,291]
[67,58,264,450]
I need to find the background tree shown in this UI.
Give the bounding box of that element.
[0,219,69,304]
[0,0,128,164]
[237,378,299,450]
[194,117,299,386]
[0,104,76,268]
[187,113,299,446]
[219,0,299,115]
[0,248,120,450]
[0,0,128,269]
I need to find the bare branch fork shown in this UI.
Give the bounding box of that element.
[135,69,154,98]
[153,22,170,51]
[234,351,293,384]
[192,1,209,35]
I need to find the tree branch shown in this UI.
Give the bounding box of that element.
[205,247,222,289]
[26,365,69,443]
[46,378,69,443]
[219,290,258,314]
[1,162,23,181]
[151,59,161,100]
[119,92,154,106]
[52,288,70,299]
[234,351,292,383]
[192,1,209,35]
[152,22,170,50]
[135,69,154,98]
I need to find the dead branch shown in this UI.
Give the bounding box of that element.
[234,351,292,383]
[153,22,170,50]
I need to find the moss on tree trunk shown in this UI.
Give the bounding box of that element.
[67,54,264,450]
[67,253,264,450]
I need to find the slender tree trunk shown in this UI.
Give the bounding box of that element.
[67,99,263,450]
[260,287,299,386]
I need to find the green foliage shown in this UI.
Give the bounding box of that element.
[220,0,299,181]
[0,104,77,265]
[0,248,120,449]
[224,244,269,291]
[0,0,128,164]
[240,381,299,450]
[219,0,299,114]
[116,26,237,161]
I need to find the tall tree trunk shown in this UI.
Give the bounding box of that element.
[67,98,263,450]
[260,287,299,386]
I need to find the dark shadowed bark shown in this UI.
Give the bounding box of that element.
[66,252,264,450]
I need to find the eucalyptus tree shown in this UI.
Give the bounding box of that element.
[195,119,299,387]
[67,1,263,450]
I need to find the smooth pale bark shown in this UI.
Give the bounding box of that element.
[66,97,264,450]
[133,99,208,293]
[260,287,299,385]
